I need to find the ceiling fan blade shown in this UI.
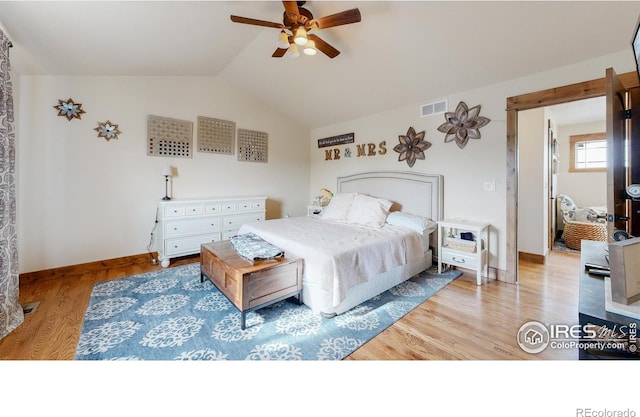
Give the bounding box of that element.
[310,8,361,29]
[308,34,340,59]
[272,48,288,58]
[230,15,284,29]
[282,1,300,16]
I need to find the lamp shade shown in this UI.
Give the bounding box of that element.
[277,30,290,49]
[303,39,317,56]
[288,43,300,58]
[161,164,172,177]
[293,27,307,46]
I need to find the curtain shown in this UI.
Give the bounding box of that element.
[0,29,23,340]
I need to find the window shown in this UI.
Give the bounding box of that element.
[569,132,606,172]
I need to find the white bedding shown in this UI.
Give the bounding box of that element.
[238,216,425,308]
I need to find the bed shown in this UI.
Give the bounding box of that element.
[237,171,443,316]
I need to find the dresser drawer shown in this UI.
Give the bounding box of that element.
[220,202,237,213]
[165,233,221,256]
[165,217,220,237]
[237,199,265,211]
[222,213,265,230]
[184,203,204,216]
[222,230,238,240]
[441,249,478,269]
[164,205,186,217]
[237,200,253,211]
[204,203,221,215]
[251,200,265,210]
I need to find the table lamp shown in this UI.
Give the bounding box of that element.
[162,164,172,200]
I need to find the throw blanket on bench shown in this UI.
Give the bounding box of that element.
[230,233,285,261]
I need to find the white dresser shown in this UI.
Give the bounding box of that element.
[155,196,266,267]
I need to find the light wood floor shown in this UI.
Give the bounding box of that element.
[0,249,581,360]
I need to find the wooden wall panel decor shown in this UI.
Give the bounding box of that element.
[53,98,85,121]
[94,120,121,141]
[437,101,490,148]
[147,115,193,158]
[197,116,235,155]
[238,129,268,163]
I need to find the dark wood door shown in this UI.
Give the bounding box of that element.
[630,87,640,237]
[606,67,630,238]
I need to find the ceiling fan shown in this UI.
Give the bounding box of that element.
[230,1,361,59]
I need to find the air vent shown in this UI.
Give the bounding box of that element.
[420,99,448,117]
[22,301,40,316]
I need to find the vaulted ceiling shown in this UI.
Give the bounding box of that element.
[1,1,639,128]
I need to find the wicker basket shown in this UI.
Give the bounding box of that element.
[563,221,607,251]
[446,237,477,253]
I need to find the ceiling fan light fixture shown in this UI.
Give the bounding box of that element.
[288,43,300,58]
[293,26,308,46]
[303,39,317,56]
[277,30,290,49]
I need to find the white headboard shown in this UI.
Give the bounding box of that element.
[337,171,443,221]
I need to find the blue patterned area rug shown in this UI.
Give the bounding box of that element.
[75,263,461,360]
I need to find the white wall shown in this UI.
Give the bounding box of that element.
[517,107,548,256]
[310,50,635,274]
[556,120,608,208]
[17,75,310,273]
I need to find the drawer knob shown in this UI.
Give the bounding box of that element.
[452,257,465,263]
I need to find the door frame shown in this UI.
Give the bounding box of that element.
[505,71,639,284]
[548,119,556,253]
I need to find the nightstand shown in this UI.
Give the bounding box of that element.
[307,205,324,216]
[437,218,490,285]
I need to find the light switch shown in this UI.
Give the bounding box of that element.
[484,181,496,192]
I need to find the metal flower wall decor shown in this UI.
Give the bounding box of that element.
[393,127,431,167]
[94,120,121,141]
[437,101,490,149]
[53,98,85,121]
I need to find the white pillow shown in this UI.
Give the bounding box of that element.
[386,211,437,235]
[346,194,393,228]
[320,193,356,222]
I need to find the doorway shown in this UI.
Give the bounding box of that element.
[515,100,606,261]
[505,71,640,284]
[547,98,607,254]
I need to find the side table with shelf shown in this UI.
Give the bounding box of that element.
[437,219,490,285]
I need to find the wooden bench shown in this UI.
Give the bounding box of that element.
[200,240,303,329]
